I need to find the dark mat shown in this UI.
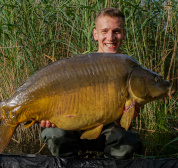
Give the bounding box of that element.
[0,154,177,168]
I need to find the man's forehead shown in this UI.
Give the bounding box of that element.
[96,15,124,29]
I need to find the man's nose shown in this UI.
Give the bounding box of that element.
[107,31,115,41]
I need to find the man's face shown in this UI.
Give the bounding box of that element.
[93,16,126,53]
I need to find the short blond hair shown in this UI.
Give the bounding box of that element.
[95,7,125,27]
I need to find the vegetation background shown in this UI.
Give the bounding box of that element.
[0,0,177,158]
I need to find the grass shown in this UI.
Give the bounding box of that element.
[0,0,177,157]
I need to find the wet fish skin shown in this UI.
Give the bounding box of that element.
[0,53,171,154]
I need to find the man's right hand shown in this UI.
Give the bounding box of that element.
[40,120,56,128]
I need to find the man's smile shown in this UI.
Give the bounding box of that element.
[105,43,116,48]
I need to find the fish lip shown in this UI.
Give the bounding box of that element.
[152,92,170,100]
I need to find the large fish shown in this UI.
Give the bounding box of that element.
[0,53,171,154]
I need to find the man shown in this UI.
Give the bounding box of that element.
[93,7,126,53]
[40,7,142,159]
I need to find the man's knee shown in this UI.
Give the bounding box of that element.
[40,128,80,157]
[102,125,143,159]
[40,127,67,143]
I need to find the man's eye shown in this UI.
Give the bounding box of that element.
[114,31,121,34]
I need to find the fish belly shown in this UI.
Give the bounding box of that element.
[49,81,126,131]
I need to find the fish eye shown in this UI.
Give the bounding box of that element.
[154,76,162,83]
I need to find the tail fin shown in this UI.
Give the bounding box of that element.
[0,121,17,154]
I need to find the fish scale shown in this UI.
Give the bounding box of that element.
[0,53,171,153]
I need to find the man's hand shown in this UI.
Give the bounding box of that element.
[40,120,56,128]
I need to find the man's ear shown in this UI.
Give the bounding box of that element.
[93,28,98,41]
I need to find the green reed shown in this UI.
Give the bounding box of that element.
[0,0,177,157]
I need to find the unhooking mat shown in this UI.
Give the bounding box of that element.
[0,154,177,168]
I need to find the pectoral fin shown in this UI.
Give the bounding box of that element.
[80,124,103,139]
[0,121,17,154]
[120,100,135,131]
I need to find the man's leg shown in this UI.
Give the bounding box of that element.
[102,124,143,159]
[40,128,80,157]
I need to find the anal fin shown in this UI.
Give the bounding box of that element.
[80,124,103,139]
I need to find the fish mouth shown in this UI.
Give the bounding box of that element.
[151,91,171,100]
[152,85,172,100]
[134,87,172,116]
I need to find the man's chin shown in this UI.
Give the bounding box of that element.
[98,46,119,53]
[103,47,119,53]
[104,50,117,53]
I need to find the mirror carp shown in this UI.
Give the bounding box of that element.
[0,53,171,154]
